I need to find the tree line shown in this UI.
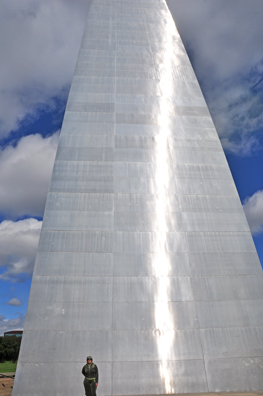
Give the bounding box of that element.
[0,336,22,362]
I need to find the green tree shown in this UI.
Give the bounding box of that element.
[0,336,22,362]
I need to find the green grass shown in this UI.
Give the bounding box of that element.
[0,361,17,373]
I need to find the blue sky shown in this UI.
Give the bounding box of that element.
[0,0,263,335]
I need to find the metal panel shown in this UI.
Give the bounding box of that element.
[114,176,177,194]
[176,178,237,196]
[191,275,263,301]
[182,212,249,232]
[115,123,162,137]
[64,110,115,123]
[45,192,114,212]
[56,147,114,161]
[114,193,180,212]
[113,231,187,253]
[112,361,208,395]
[116,112,159,126]
[38,230,114,252]
[113,252,191,276]
[114,211,183,231]
[179,194,243,213]
[61,121,114,135]
[206,357,263,392]
[50,178,114,193]
[43,210,113,231]
[187,232,257,253]
[66,102,115,113]
[169,139,222,149]
[24,301,112,331]
[114,162,172,179]
[67,92,115,104]
[112,302,199,330]
[115,147,157,162]
[113,329,203,361]
[34,252,113,277]
[52,161,114,181]
[189,252,262,275]
[29,276,113,302]
[50,161,114,192]
[196,300,263,328]
[174,164,232,180]
[200,327,263,359]
[113,277,194,302]
[59,134,114,148]
[172,148,227,165]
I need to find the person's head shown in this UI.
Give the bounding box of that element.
[87,356,93,363]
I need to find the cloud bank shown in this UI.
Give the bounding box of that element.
[0,132,58,218]
[243,190,263,235]
[0,218,42,282]
[167,0,263,154]
[0,0,89,136]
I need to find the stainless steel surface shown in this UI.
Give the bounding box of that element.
[112,361,208,395]
[13,0,263,395]
[206,358,263,392]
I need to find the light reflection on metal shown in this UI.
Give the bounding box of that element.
[153,14,178,394]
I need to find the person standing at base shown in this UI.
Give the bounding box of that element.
[82,356,99,396]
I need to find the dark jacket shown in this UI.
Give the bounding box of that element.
[82,363,99,384]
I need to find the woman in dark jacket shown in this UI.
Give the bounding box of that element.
[82,356,99,396]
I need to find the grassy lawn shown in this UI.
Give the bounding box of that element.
[0,361,17,373]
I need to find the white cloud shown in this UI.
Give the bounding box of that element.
[243,190,263,235]
[0,133,58,218]
[0,218,42,281]
[0,0,90,135]
[168,0,263,83]
[0,314,24,336]
[6,298,22,306]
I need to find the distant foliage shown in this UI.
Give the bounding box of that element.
[0,336,22,363]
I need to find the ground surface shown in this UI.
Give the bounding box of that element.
[0,377,14,396]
